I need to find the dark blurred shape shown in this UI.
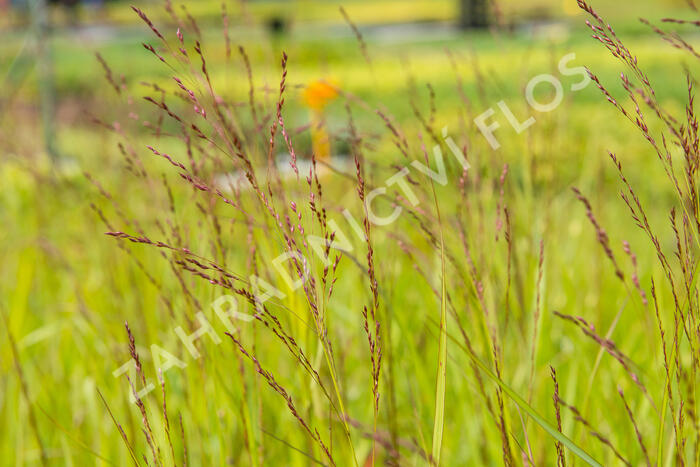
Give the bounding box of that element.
[266,15,288,36]
[47,0,79,6]
[9,0,106,10]
[459,0,489,29]
[266,14,288,55]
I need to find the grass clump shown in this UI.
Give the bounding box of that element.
[6,0,700,465]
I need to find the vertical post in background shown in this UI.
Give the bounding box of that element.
[29,0,59,161]
[459,0,490,29]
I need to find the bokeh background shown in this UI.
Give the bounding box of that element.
[2,0,700,465]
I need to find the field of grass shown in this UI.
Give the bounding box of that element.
[3,0,700,465]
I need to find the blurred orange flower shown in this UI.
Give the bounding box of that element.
[302,79,339,111]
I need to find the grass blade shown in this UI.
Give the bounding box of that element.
[428,152,447,466]
[431,238,447,465]
[96,388,141,466]
[444,327,603,467]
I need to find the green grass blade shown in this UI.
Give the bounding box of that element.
[36,404,115,465]
[431,237,447,466]
[425,151,448,466]
[445,330,602,467]
[96,388,141,466]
